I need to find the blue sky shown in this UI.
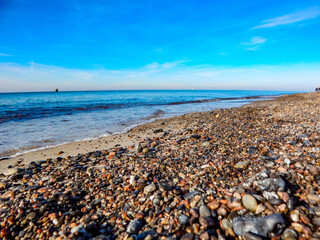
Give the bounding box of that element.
[0,0,320,92]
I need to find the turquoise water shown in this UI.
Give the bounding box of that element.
[0,90,298,157]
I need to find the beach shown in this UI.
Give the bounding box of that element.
[1,92,320,239]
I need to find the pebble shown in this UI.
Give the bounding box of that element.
[26,212,37,220]
[312,217,320,227]
[290,210,299,222]
[129,175,135,185]
[217,207,227,216]
[307,193,320,202]
[282,228,298,240]
[181,233,194,240]
[199,216,215,227]
[144,183,157,194]
[221,219,232,229]
[4,168,19,176]
[234,161,249,169]
[0,182,7,189]
[202,141,211,147]
[0,190,14,199]
[207,200,220,210]
[233,214,285,237]
[178,214,189,225]
[126,219,144,234]
[255,204,266,214]
[199,205,212,217]
[135,144,142,153]
[190,208,200,218]
[242,194,258,212]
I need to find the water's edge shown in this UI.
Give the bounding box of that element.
[1,95,278,160]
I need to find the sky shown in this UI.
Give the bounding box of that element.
[0,0,320,92]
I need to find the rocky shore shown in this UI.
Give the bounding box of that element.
[1,92,320,240]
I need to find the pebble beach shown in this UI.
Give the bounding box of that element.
[1,92,320,240]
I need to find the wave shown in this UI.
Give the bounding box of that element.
[0,95,274,124]
[166,95,270,105]
[141,110,165,120]
[0,109,167,159]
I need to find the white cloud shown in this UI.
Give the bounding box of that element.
[241,36,267,51]
[1,62,320,92]
[146,62,160,70]
[145,60,185,70]
[0,53,12,57]
[254,7,320,29]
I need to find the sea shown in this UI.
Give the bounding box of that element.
[0,90,299,158]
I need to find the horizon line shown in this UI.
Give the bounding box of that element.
[0,89,306,94]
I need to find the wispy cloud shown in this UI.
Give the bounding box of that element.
[241,36,267,51]
[254,7,320,29]
[145,60,185,70]
[1,62,320,92]
[0,53,12,57]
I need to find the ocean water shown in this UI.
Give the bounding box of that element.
[0,90,298,158]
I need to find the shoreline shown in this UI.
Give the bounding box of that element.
[0,95,279,174]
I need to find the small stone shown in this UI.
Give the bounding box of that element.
[307,193,320,203]
[242,194,258,212]
[0,190,14,199]
[126,219,143,234]
[309,166,319,175]
[142,148,149,153]
[263,191,282,205]
[26,212,37,220]
[0,182,7,190]
[178,214,189,225]
[291,223,303,233]
[190,208,200,218]
[281,228,298,240]
[202,141,211,147]
[255,204,266,214]
[221,219,232,229]
[136,229,157,239]
[4,168,19,176]
[199,205,212,217]
[129,175,135,185]
[135,144,142,153]
[312,217,320,227]
[184,191,200,201]
[199,231,210,240]
[199,217,215,227]
[233,214,285,237]
[314,207,320,216]
[277,203,287,212]
[234,161,249,169]
[71,226,85,234]
[287,197,298,210]
[284,158,291,165]
[144,183,156,194]
[290,210,299,222]
[207,200,220,210]
[217,207,227,216]
[181,233,194,240]
[93,236,111,240]
[243,232,263,240]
